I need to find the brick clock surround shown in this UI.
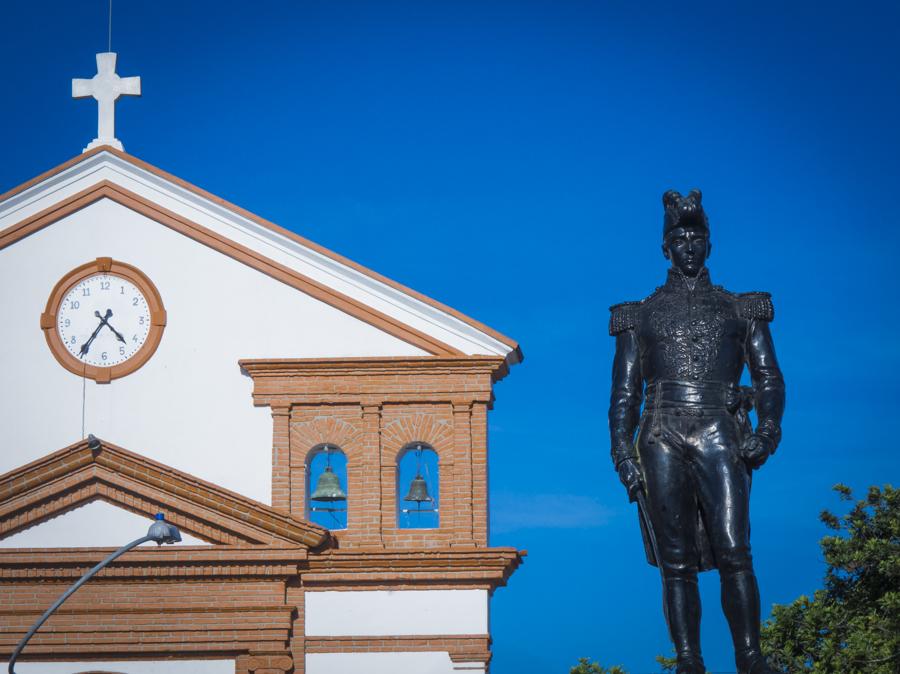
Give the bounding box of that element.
[0,148,523,674]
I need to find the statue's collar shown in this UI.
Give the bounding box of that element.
[665,266,712,293]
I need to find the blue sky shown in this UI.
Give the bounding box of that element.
[2,1,899,672]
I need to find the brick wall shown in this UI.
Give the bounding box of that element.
[242,357,506,549]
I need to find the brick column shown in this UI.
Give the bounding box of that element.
[378,407,400,543]
[471,401,489,547]
[346,402,382,546]
[288,580,305,673]
[289,408,309,519]
[452,401,475,546]
[271,405,292,511]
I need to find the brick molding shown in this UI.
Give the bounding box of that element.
[305,634,491,665]
[302,548,523,590]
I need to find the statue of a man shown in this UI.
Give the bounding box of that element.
[608,190,785,674]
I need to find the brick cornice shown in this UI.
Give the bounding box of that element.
[302,547,523,590]
[0,604,293,618]
[0,439,330,549]
[0,546,305,581]
[240,356,507,380]
[240,356,505,410]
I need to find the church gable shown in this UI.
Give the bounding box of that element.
[0,148,521,364]
[0,439,330,548]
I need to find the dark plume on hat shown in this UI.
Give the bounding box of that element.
[662,189,709,238]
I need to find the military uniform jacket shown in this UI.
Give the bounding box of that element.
[607,267,786,569]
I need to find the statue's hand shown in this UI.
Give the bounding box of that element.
[616,457,644,503]
[741,433,775,470]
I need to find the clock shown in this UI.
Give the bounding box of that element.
[41,258,166,383]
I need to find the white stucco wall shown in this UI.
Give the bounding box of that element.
[1,661,234,674]
[0,197,425,506]
[0,500,209,547]
[306,652,466,674]
[0,153,515,359]
[305,589,489,636]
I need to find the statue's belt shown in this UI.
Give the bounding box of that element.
[643,380,751,419]
[643,381,747,440]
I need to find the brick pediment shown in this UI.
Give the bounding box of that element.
[0,438,330,548]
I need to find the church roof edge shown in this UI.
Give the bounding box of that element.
[0,147,523,368]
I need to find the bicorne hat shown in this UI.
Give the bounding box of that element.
[662,189,709,239]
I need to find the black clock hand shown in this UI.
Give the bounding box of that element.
[97,312,127,344]
[78,309,112,357]
[79,324,103,357]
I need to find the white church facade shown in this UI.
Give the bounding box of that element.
[0,54,523,674]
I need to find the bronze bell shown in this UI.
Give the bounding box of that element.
[404,474,433,503]
[311,466,346,502]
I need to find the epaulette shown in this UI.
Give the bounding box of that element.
[609,301,639,335]
[608,287,661,335]
[737,292,774,321]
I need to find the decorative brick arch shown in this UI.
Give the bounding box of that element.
[382,413,453,461]
[290,415,363,463]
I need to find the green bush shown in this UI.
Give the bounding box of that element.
[761,484,900,673]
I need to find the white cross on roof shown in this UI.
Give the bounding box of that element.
[72,52,141,153]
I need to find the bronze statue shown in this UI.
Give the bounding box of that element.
[608,190,785,674]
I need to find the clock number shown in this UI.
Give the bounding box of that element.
[100,281,110,290]
[82,287,91,297]
[119,346,126,355]
[139,316,145,325]
[132,297,139,306]
[101,351,108,361]
[132,334,138,343]
[70,300,80,310]
[70,336,76,344]
[120,286,125,294]
[64,319,71,327]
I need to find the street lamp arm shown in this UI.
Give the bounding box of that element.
[7,533,155,674]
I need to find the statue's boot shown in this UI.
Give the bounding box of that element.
[721,570,776,674]
[675,656,706,674]
[737,653,778,674]
[666,576,706,674]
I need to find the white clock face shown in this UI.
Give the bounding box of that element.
[57,274,152,367]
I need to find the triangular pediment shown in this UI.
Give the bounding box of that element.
[0,147,521,368]
[0,438,330,548]
[0,500,209,547]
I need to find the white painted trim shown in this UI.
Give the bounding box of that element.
[306,652,458,674]
[0,152,515,359]
[305,589,488,636]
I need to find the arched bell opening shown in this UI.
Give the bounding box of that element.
[306,444,348,530]
[396,443,439,529]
